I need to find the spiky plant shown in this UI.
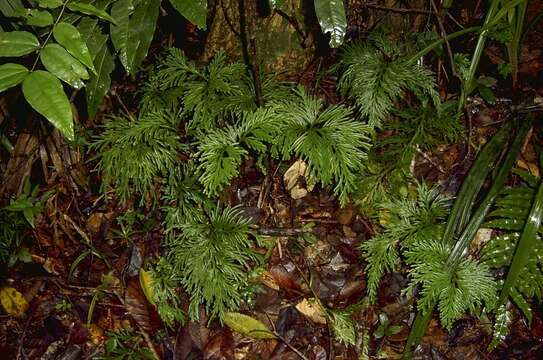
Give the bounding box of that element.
[274,86,372,206]
[336,31,440,127]
[92,111,184,203]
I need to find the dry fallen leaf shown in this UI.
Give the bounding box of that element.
[139,269,155,306]
[295,298,327,324]
[283,159,314,199]
[0,286,29,317]
[259,270,280,291]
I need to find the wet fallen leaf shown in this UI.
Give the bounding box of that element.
[124,277,153,332]
[295,298,327,324]
[0,286,29,317]
[139,269,155,306]
[283,159,314,199]
[223,312,277,339]
[259,269,280,291]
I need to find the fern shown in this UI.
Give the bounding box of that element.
[362,183,496,329]
[337,31,440,127]
[274,87,372,206]
[165,205,256,320]
[149,258,186,328]
[92,111,184,203]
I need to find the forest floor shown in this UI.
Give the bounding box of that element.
[2,1,543,360]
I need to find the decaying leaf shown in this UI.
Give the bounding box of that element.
[139,268,155,306]
[223,312,277,339]
[295,298,327,324]
[283,159,314,199]
[0,286,29,317]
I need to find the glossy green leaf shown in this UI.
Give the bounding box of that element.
[40,44,89,89]
[121,0,160,75]
[314,0,347,48]
[170,0,207,30]
[22,71,74,140]
[0,31,39,57]
[36,0,62,8]
[498,175,543,305]
[86,39,114,118]
[67,2,116,23]
[0,63,28,93]
[78,18,108,58]
[223,312,276,339]
[53,22,95,72]
[25,9,54,27]
[110,0,134,66]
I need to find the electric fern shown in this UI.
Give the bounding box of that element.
[274,87,372,206]
[337,31,440,127]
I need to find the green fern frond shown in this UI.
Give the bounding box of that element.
[337,32,440,127]
[166,205,255,320]
[150,258,186,328]
[274,86,372,206]
[92,111,184,203]
[362,233,400,301]
[488,304,513,351]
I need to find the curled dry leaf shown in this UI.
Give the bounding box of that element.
[283,159,314,200]
[295,298,327,325]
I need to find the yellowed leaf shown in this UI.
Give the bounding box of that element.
[295,298,327,324]
[223,312,277,339]
[139,268,155,306]
[0,286,29,317]
[517,159,540,178]
[283,159,314,199]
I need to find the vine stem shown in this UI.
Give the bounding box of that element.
[31,0,69,71]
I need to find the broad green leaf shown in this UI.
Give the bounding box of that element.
[110,0,134,66]
[122,0,160,75]
[53,22,95,72]
[67,2,117,23]
[40,44,89,89]
[36,0,63,8]
[22,71,74,140]
[169,0,207,30]
[0,287,28,317]
[314,0,347,48]
[0,63,28,93]
[223,312,277,339]
[25,9,54,26]
[0,31,39,57]
[86,39,114,118]
[139,269,155,305]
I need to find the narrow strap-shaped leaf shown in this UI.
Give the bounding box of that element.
[0,31,39,57]
[170,0,207,30]
[53,22,95,72]
[110,0,134,66]
[0,63,28,93]
[512,168,540,188]
[22,70,74,140]
[40,43,89,89]
[442,121,514,246]
[498,171,543,306]
[314,0,347,48]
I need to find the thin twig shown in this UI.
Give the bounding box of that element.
[430,0,461,82]
[365,3,436,15]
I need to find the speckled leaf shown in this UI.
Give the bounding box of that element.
[53,22,95,72]
[22,71,74,140]
[0,63,28,93]
[223,312,276,339]
[0,287,29,317]
[40,44,89,89]
[314,0,346,48]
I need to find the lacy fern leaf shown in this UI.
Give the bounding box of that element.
[274,86,372,206]
[92,111,183,203]
[337,31,440,127]
[166,205,256,320]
